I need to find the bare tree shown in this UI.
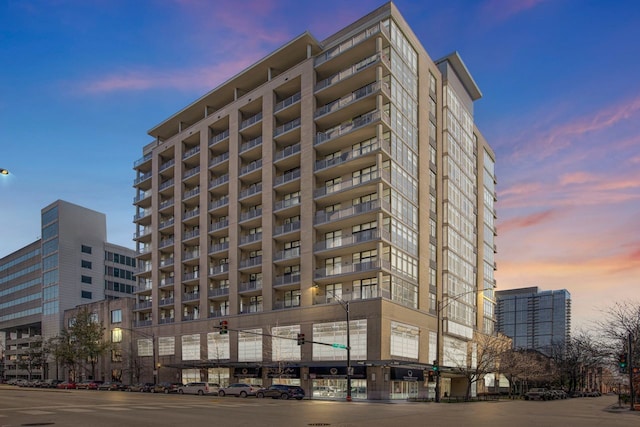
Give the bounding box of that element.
[446,332,511,400]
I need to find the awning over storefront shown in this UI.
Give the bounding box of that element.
[390,367,425,381]
[308,366,366,379]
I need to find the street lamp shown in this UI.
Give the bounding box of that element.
[434,289,478,402]
[325,289,352,402]
[0,168,9,175]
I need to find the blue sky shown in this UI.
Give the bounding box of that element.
[1,0,639,329]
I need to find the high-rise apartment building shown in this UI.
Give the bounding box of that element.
[495,287,571,356]
[0,200,137,381]
[132,2,497,400]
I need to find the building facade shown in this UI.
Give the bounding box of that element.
[0,200,137,381]
[495,287,571,356]
[132,2,497,400]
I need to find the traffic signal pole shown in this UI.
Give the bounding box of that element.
[630,333,635,411]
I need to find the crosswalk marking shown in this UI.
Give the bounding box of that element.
[59,408,94,413]
[18,410,54,415]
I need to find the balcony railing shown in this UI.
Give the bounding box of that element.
[182,292,200,302]
[315,138,389,171]
[314,169,389,198]
[274,246,300,261]
[314,259,387,279]
[240,233,262,246]
[274,197,300,211]
[239,182,262,200]
[208,287,230,297]
[274,142,301,162]
[134,172,152,186]
[274,168,300,187]
[315,110,387,145]
[209,264,229,275]
[134,153,152,168]
[239,208,262,222]
[240,136,262,153]
[274,272,301,287]
[209,129,230,146]
[209,219,229,232]
[159,158,175,172]
[274,221,301,236]
[159,198,175,210]
[209,195,229,211]
[239,256,262,269]
[240,159,262,176]
[209,242,229,254]
[182,187,200,200]
[315,53,388,91]
[182,229,199,241]
[274,92,301,112]
[274,117,301,137]
[314,22,386,67]
[209,174,229,189]
[159,238,174,249]
[159,218,175,229]
[182,145,200,160]
[159,178,174,192]
[183,208,200,221]
[314,229,389,251]
[240,112,263,130]
[183,271,200,281]
[209,152,230,168]
[183,166,200,180]
[314,81,381,119]
[239,280,262,293]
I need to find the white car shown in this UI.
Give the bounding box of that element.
[177,382,220,395]
[218,383,260,397]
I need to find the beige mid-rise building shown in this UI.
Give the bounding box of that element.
[132,1,497,400]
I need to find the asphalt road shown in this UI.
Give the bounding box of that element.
[0,386,637,427]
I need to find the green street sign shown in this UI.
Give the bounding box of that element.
[332,343,347,349]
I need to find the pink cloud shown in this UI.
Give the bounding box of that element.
[498,209,558,233]
[511,95,640,161]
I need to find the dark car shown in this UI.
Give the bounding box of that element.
[256,384,305,400]
[152,382,182,394]
[127,382,155,392]
[97,381,125,391]
[39,379,63,388]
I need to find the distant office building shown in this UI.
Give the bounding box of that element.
[131,2,497,400]
[0,200,137,381]
[495,287,571,356]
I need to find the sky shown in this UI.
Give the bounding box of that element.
[1,0,639,331]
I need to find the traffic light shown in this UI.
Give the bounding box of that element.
[219,320,228,334]
[618,353,628,371]
[432,360,439,372]
[297,333,305,345]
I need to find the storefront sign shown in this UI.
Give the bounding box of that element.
[309,366,366,379]
[234,367,262,378]
[390,367,424,381]
[266,366,300,378]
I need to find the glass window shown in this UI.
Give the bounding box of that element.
[81,290,92,299]
[81,275,92,284]
[111,309,122,324]
[207,332,230,360]
[81,245,92,254]
[112,328,122,343]
[181,334,200,360]
[238,329,262,362]
[271,325,301,361]
[81,260,92,269]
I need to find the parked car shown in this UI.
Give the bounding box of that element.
[97,381,125,391]
[39,379,63,389]
[218,383,259,397]
[549,390,567,399]
[76,380,103,390]
[127,382,155,392]
[177,382,219,395]
[256,385,305,400]
[57,381,77,390]
[524,388,550,400]
[152,382,183,394]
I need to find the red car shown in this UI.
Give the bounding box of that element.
[77,380,104,390]
[57,381,77,389]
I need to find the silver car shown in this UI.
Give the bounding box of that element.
[218,383,260,397]
[177,382,220,395]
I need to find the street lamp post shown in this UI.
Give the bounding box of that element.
[325,289,352,402]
